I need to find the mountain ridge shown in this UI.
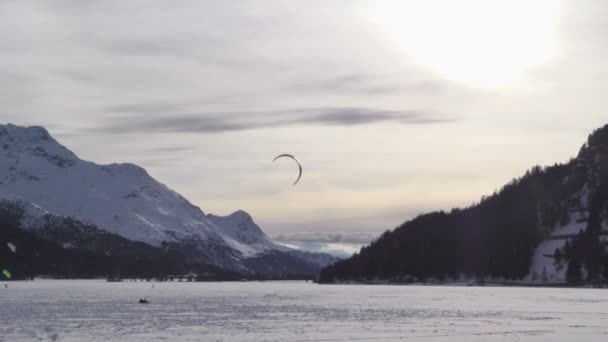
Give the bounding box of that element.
[0,123,338,276]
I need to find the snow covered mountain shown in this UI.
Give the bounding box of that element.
[0,124,338,275]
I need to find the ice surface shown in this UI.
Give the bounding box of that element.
[1,280,608,342]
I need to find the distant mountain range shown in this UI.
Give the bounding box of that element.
[0,124,338,280]
[320,124,608,285]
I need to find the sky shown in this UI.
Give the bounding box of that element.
[1,0,608,255]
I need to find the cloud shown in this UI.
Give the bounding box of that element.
[305,108,445,126]
[94,107,452,134]
[289,73,445,96]
[290,74,400,95]
[0,0,455,138]
[153,146,197,153]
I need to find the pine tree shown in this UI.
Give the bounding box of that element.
[554,248,563,271]
[566,257,582,283]
[564,240,571,260]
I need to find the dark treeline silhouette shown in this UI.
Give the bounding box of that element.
[320,124,608,284]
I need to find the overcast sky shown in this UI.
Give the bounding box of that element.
[1,0,607,254]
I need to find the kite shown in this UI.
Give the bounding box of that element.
[6,243,16,253]
[273,154,302,185]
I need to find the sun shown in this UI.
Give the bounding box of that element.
[369,0,562,88]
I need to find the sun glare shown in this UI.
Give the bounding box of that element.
[369,0,562,87]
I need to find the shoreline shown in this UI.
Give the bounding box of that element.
[319,280,608,289]
[5,278,608,289]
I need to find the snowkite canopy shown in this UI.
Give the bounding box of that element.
[273,154,302,185]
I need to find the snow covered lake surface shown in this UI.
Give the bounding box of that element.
[2,280,608,341]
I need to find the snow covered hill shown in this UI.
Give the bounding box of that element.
[0,124,338,274]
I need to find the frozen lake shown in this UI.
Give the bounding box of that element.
[1,280,608,341]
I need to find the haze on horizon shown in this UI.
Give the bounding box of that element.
[1,0,607,255]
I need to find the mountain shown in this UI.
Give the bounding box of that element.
[0,123,338,277]
[320,124,608,285]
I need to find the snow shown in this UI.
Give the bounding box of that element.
[208,210,290,258]
[551,220,586,237]
[525,182,595,283]
[2,280,608,341]
[526,239,567,283]
[525,211,584,284]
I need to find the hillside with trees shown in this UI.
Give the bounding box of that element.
[320,124,608,284]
